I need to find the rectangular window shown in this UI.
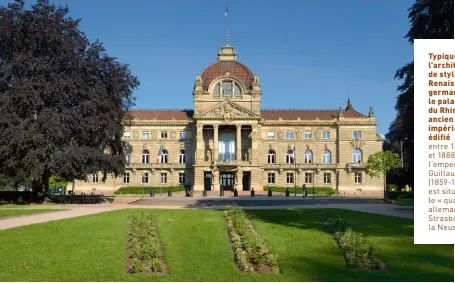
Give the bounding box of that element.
[353,131,362,138]
[268,173,275,184]
[123,173,130,184]
[267,131,275,139]
[161,131,168,139]
[286,173,294,184]
[304,132,312,139]
[355,172,362,184]
[123,131,131,139]
[141,172,149,184]
[179,173,185,184]
[179,131,187,139]
[305,173,313,184]
[142,131,149,139]
[286,131,293,139]
[161,173,167,184]
[323,173,331,184]
[92,173,98,184]
[323,131,330,139]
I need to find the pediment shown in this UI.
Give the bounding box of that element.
[196,100,261,121]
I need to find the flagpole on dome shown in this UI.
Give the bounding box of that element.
[225,0,229,46]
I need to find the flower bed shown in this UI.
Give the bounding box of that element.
[126,212,167,274]
[324,216,387,272]
[225,209,279,273]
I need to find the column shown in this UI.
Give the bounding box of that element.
[214,125,219,162]
[196,124,204,162]
[236,125,242,161]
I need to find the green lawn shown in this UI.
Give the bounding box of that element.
[0,208,452,282]
[0,209,62,218]
[0,203,57,208]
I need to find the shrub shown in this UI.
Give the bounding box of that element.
[225,209,279,273]
[386,191,413,200]
[263,186,336,195]
[325,217,350,234]
[334,228,386,271]
[115,186,185,195]
[386,184,398,192]
[127,212,166,273]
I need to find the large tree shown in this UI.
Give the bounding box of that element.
[387,0,454,187]
[0,0,139,193]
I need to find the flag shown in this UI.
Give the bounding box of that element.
[291,145,296,162]
[224,1,228,18]
[156,145,163,164]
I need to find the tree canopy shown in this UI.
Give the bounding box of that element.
[365,150,402,193]
[0,0,139,192]
[387,0,454,186]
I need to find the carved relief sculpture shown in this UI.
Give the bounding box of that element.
[170,131,177,140]
[206,149,212,162]
[195,73,202,86]
[277,131,284,140]
[350,138,365,149]
[133,131,139,140]
[314,129,322,140]
[295,130,302,140]
[204,103,251,121]
[151,130,158,140]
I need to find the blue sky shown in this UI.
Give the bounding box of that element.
[14,0,414,134]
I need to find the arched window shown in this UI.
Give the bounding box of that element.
[353,149,362,164]
[213,80,242,97]
[142,150,149,164]
[322,150,331,164]
[161,149,168,164]
[285,149,294,164]
[267,149,276,164]
[125,153,131,165]
[219,133,235,162]
[179,149,186,164]
[304,150,313,164]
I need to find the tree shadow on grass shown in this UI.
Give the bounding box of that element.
[245,209,454,282]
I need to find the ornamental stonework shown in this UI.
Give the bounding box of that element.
[350,138,365,149]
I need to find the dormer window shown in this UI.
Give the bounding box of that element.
[213,80,242,97]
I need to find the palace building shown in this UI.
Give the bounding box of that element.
[70,45,384,195]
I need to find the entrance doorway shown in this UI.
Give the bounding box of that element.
[204,172,212,191]
[220,172,234,191]
[242,172,251,191]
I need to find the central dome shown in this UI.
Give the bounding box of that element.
[200,46,255,91]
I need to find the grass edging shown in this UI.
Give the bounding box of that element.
[323,216,387,272]
[225,209,279,274]
[126,212,167,274]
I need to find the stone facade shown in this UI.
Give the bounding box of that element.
[69,45,384,195]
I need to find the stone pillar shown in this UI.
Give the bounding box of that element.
[236,125,242,161]
[214,125,219,162]
[251,124,259,166]
[196,124,204,162]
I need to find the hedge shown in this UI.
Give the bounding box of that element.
[263,186,336,195]
[115,186,186,195]
[0,191,45,204]
[386,191,413,200]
